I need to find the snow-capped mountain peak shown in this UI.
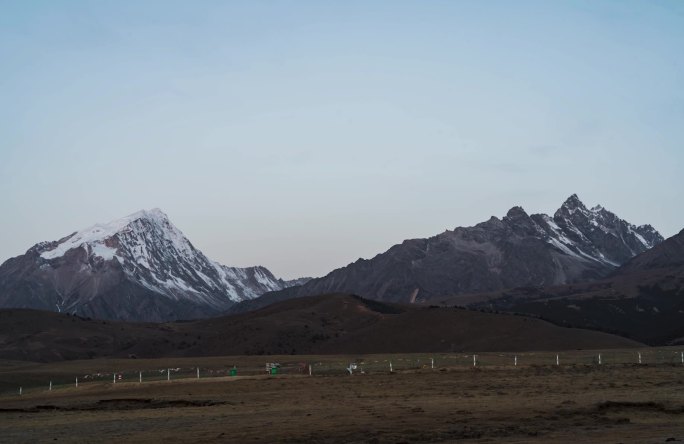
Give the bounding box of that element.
[0,209,303,321]
[39,208,189,262]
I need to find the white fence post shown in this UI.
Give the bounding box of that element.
[598,354,602,365]
[167,369,170,381]
[49,381,52,391]
[681,352,683,365]
[197,367,200,379]
[309,365,312,376]
[19,387,22,396]
[514,355,517,366]
[390,361,393,372]
[113,373,116,384]
[75,377,78,388]
[556,354,559,366]
[431,358,434,369]
[638,352,642,364]
[139,371,142,383]
[473,355,477,367]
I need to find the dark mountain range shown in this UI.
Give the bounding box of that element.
[260,195,662,306]
[0,209,305,322]
[0,294,640,363]
[465,229,684,345]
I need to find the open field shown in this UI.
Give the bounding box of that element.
[2,350,684,443]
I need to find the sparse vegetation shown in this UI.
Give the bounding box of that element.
[1,356,683,442]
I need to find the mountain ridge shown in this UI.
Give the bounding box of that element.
[258,195,662,306]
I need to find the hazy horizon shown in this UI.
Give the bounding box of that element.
[2,1,683,279]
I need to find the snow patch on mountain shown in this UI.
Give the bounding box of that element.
[542,194,663,266]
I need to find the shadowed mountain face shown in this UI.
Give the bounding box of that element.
[257,195,662,306]
[0,294,641,362]
[616,229,684,275]
[464,229,684,345]
[0,209,305,322]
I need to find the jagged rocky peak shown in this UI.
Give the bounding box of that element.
[557,195,662,246]
[555,194,602,225]
[550,194,664,265]
[505,206,529,219]
[560,193,586,211]
[555,194,599,223]
[503,206,543,236]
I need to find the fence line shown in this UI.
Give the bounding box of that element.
[3,349,684,398]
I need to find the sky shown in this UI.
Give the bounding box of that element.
[1,1,683,279]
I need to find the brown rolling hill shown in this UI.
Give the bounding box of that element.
[0,294,640,362]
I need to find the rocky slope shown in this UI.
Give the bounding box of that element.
[614,228,684,275]
[261,195,662,305]
[0,209,303,321]
[465,229,684,345]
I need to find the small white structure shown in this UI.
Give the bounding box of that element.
[266,363,281,374]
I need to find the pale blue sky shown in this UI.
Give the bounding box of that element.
[1,1,683,279]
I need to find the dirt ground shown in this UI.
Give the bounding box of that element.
[1,362,684,443]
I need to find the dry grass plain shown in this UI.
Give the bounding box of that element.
[1,353,684,443]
